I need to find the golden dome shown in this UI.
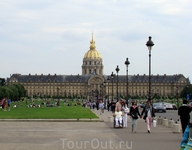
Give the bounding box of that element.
[83,33,102,59]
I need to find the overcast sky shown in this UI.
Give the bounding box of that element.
[1,0,192,81]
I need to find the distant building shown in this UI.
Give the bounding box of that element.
[0,78,5,86]
[6,34,189,101]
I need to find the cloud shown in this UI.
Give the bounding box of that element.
[0,0,191,81]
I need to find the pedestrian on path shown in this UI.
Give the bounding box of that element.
[141,100,155,133]
[122,103,129,127]
[178,99,191,134]
[98,100,104,115]
[115,99,124,111]
[130,102,141,133]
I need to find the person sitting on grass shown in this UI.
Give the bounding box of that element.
[113,107,124,127]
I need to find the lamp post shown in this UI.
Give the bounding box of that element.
[107,76,110,104]
[100,84,103,100]
[96,89,98,100]
[103,81,106,109]
[186,78,190,100]
[146,36,154,102]
[115,65,120,101]
[111,72,114,102]
[57,87,60,106]
[125,58,130,104]
[26,91,28,105]
[176,86,179,107]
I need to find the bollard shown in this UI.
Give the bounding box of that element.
[153,119,157,127]
[162,117,168,126]
[158,116,163,125]
[168,118,174,128]
[173,121,181,133]
[176,119,182,132]
[108,116,113,122]
[157,116,161,125]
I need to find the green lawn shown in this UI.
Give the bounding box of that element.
[0,100,98,119]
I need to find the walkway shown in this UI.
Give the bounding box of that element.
[0,108,182,150]
[91,108,182,150]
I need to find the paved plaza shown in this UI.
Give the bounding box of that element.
[0,109,182,150]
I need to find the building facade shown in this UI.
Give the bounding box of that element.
[6,34,189,101]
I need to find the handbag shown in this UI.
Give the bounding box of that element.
[131,112,138,119]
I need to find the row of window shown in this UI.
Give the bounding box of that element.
[84,61,99,65]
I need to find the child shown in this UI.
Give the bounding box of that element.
[122,103,129,127]
[113,107,124,127]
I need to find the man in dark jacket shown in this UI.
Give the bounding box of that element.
[178,100,191,133]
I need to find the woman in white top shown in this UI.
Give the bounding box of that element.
[113,107,124,127]
[122,103,129,127]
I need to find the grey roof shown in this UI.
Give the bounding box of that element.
[6,73,188,83]
[7,74,93,83]
[103,74,187,83]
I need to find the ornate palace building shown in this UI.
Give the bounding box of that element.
[6,34,189,101]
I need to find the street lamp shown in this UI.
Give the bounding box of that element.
[186,78,190,100]
[103,81,106,109]
[107,76,110,104]
[115,65,120,101]
[57,87,60,106]
[146,36,154,102]
[125,58,130,104]
[95,89,98,100]
[26,91,28,105]
[176,86,179,107]
[111,72,114,102]
[100,84,103,100]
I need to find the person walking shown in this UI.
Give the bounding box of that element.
[115,99,124,111]
[2,98,7,111]
[98,101,104,115]
[141,100,155,133]
[1,98,5,111]
[7,98,11,111]
[122,103,129,127]
[130,102,141,133]
[178,99,191,134]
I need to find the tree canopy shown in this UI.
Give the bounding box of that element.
[180,84,192,100]
[0,84,26,101]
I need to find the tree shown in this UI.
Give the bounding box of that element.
[0,86,5,99]
[181,84,192,100]
[0,83,26,101]
[12,84,26,99]
[0,78,5,86]
[9,85,19,100]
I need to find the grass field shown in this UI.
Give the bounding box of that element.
[0,100,98,119]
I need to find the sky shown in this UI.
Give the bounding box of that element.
[1,0,192,81]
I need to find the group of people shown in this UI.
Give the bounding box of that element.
[113,99,155,133]
[113,98,192,135]
[1,98,11,111]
